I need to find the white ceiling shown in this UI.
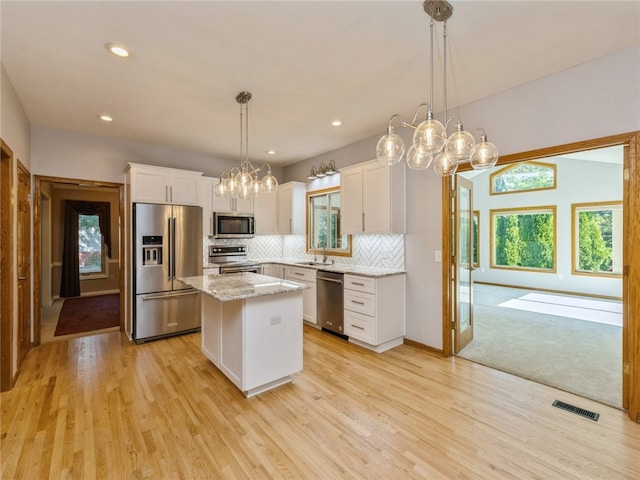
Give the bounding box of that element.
[2,1,639,167]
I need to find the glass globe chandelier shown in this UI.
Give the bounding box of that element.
[215,91,278,199]
[376,0,498,176]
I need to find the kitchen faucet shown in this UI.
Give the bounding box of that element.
[322,245,327,264]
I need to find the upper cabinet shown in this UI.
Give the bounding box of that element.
[340,160,406,234]
[211,191,253,214]
[126,163,202,206]
[253,189,278,235]
[276,181,306,235]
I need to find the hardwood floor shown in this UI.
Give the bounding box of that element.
[2,326,639,479]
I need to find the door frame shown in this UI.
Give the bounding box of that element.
[441,131,640,422]
[16,160,32,366]
[32,175,125,345]
[1,139,15,392]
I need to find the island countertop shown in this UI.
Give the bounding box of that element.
[178,272,309,302]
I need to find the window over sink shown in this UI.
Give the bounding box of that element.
[306,187,352,257]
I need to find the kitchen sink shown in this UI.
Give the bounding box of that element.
[295,261,325,266]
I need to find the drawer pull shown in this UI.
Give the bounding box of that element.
[350,324,364,330]
[351,300,365,305]
[352,282,365,286]
[294,272,305,276]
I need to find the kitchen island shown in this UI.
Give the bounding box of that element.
[179,273,308,397]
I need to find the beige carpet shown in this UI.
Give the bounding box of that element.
[458,284,622,408]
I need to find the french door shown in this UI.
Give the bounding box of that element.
[454,175,474,353]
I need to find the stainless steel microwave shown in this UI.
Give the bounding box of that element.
[212,212,255,238]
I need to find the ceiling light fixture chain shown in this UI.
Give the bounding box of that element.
[376,0,498,176]
[215,91,278,200]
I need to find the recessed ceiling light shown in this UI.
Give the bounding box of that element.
[98,114,113,122]
[105,43,129,58]
[331,120,342,127]
[267,150,276,155]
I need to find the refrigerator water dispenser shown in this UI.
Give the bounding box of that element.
[142,236,163,266]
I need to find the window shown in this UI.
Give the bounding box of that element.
[307,187,352,256]
[572,202,622,277]
[78,214,105,274]
[490,161,556,195]
[490,206,556,272]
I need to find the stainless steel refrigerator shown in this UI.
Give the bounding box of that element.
[132,203,202,343]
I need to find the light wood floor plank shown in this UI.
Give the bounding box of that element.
[2,326,639,479]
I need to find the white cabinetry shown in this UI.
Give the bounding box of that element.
[254,191,278,235]
[284,266,317,325]
[212,193,253,214]
[201,291,303,397]
[277,182,306,235]
[340,160,405,234]
[199,177,215,236]
[262,263,284,279]
[343,273,405,352]
[126,163,202,206]
[206,177,253,213]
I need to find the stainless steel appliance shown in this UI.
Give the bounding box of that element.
[317,270,345,335]
[208,245,262,274]
[133,203,202,343]
[212,212,255,239]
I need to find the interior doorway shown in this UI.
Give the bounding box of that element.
[33,175,124,345]
[455,144,623,407]
[442,132,640,422]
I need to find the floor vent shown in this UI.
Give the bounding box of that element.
[552,400,600,421]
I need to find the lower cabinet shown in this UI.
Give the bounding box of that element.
[284,266,317,325]
[343,273,405,353]
[261,263,284,279]
[201,291,303,397]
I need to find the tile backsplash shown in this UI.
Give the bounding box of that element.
[205,234,405,270]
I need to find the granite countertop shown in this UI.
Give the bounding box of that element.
[178,272,309,302]
[259,258,406,278]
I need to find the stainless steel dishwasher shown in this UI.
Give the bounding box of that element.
[316,270,345,336]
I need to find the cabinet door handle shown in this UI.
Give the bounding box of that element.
[351,300,365,305]
[350,324,364,330]
[18,276,26,281]
[169,185,173,203]
[362,212,365,232]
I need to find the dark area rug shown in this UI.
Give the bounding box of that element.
[55,294,120,336]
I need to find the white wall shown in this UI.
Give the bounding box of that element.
[31,124,282,184]
[470,156,622,297]
[1,65,30,169]
[283,44,640,350]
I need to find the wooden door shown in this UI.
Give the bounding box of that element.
[17,162,31,365]
[454,175,474,353]
[1,140,14,391]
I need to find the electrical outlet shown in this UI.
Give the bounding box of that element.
[381,249,390,259]
[270,315,281,325]
[434,250,442,263]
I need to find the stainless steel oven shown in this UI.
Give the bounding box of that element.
[218,264,262,274]
[208,245,261,274]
